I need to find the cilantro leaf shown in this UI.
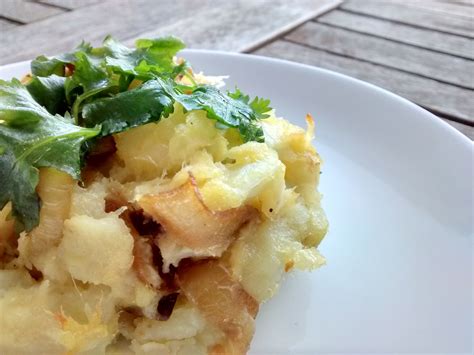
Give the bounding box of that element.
[72,51,110,92]
[31,55,71,77]
[104,36,185,76]
[26,75,67,115]
[228,88,272,119]
[135,36,186,74]
[102,36,137,75]
[0,79,99,230]
[66,51,117,122]
[82,79,174,136]
[0,78,52,126]
[30,42,93,77]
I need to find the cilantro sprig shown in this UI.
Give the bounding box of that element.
[0,36,271,230]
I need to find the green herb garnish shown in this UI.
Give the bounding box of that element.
[0,79,99,231]
[0,36,271,230]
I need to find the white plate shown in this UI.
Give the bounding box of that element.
[1,51,472,354]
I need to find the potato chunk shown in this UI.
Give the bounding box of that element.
[59,215,133,286]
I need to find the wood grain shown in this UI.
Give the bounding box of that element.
[318,10,474,59]
[0,0,214,65]
[0,0,340,65]
[126,0,341,52]
[394,0,474,18]
[286,22,474,89]
[0,0,64,23]
[254,40,474,126]
[36,0,101,10]
[341,0,474,38]
[440,0,474,6]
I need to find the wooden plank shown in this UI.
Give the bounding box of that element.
[0,18,18,32]
[0,0,216,65]
[444,0,474,5]
[441,0,474,6]
[36,0,101,9]
[0,0,341,65]
[126,0,341,52]
[286,22,474,89]
[396,0,474,18]
[318,10,474,59]
[254,40,474,125]
[0,0,64,23]
[341,0,474,38]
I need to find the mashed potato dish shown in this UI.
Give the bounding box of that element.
[0,36,328,354]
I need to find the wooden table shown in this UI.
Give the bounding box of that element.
[1,0,473,139]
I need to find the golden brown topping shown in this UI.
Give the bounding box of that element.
[284,260,295,272]
[139,177,256,254]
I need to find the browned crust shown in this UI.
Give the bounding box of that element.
[139,176,256,252]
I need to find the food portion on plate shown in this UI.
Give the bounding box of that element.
[0,36,328,354]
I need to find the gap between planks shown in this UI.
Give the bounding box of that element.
[0,0,218,64]
[341,0,474,38]
[386,0,474,18]
[0,0,340,65]
[253,40,474,128]
[35,0,101,10]
[0,17,19,31]
[254,40,473,140]
[124,0,341,52]
[286,21,474,90]
[316,9,474,60]
[0,0,65,23]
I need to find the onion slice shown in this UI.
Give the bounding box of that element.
[30,168,74,250]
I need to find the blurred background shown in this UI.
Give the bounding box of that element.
[0,0,472,139]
